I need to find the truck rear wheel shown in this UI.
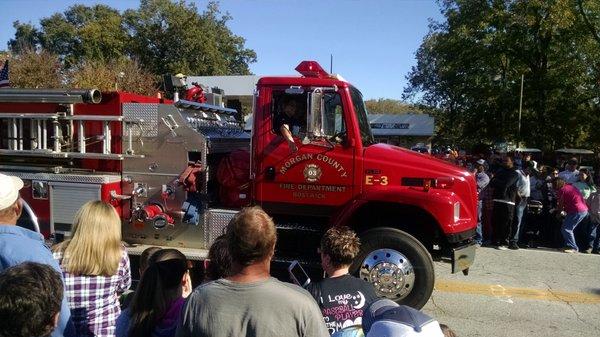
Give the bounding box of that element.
[351,228,435,309]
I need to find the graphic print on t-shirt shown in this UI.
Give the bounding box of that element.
[307,274,379,335]
[321,290,367,333]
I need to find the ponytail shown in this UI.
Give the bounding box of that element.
[128,249,188,337]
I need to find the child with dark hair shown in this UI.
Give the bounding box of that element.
[121,246,162,309]
[204,234,232,281]
[115,249,191,337]
[0,262,64,337]
[139,246,162,275]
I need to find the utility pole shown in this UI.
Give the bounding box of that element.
[518,74,524,146]
[330,54,333,73]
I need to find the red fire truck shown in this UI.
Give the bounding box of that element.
[0,61,477,308]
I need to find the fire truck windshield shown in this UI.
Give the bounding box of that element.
[350,86,375,146]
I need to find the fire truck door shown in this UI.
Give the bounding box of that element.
[256,89,355,212]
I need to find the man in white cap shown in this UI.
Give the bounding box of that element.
[362,299,445,337]
[0,173,73,337]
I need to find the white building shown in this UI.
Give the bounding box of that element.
[369,113,435,149]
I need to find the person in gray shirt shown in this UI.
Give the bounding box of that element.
[175,206,328,337]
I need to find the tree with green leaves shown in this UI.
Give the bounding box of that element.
[364,98,422,114]
[2,49,63,88]
[9,5,128,67]
[7,0,256,83]
[123,0,256,76]
[405,0,600,152]
[70,59,157,95]
[8,22,41,54]
[1,48,156,93]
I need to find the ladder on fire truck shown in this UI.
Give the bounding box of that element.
[0,89,144,160]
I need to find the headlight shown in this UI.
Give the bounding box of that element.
[453,202,460,222]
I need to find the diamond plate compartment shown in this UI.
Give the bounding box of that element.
[204,208,238,246]
[123,103,159,137]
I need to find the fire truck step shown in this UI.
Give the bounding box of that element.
[275,223,321,232]
[274,222,322,265]
[125,244,208,261]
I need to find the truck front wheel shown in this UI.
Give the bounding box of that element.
[350,228,435,309]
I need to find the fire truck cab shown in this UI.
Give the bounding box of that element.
[0,61,477,309]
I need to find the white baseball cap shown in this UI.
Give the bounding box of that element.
[363,299,444,337]
[0,174,24,211]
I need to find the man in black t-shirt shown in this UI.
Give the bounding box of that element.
[307,227,378,335]
[273,98,305,153]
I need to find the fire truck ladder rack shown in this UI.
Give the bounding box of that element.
[175,99,243,129]
[0,113,145,160]
[175,99,238,115]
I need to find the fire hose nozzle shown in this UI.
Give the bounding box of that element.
[141,204,175,229]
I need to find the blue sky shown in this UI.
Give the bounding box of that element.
[0,0,443,100]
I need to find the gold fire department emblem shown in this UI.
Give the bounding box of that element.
[303,164,322,183]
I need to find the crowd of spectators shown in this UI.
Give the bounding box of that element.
[0,173,458,337]
[2,147,598,337]
[461,153,599,253]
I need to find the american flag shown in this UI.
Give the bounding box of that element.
[0,60,9,88]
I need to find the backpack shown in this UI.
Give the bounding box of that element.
[588,191,600,223]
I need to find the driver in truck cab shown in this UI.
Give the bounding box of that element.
[274,96,306,153]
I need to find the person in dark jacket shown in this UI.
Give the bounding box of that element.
[489,156,520,249]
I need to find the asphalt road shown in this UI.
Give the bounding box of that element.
[423,247,600,337]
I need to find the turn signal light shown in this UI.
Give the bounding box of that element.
[295,61,329,78]
[423,179,432,192]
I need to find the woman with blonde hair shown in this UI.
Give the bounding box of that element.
[53,200,131,337]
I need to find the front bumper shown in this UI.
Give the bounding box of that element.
[451,241,476,274]
[446,227,476,244]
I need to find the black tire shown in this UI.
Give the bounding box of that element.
[350,227,435,309]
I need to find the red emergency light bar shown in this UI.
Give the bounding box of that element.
[295,61,329,79]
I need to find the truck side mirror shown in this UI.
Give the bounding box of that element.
[307,88,324,139]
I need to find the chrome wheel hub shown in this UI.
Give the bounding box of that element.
[359,248,415,300]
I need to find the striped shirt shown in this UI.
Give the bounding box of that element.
[54,247,131,337]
